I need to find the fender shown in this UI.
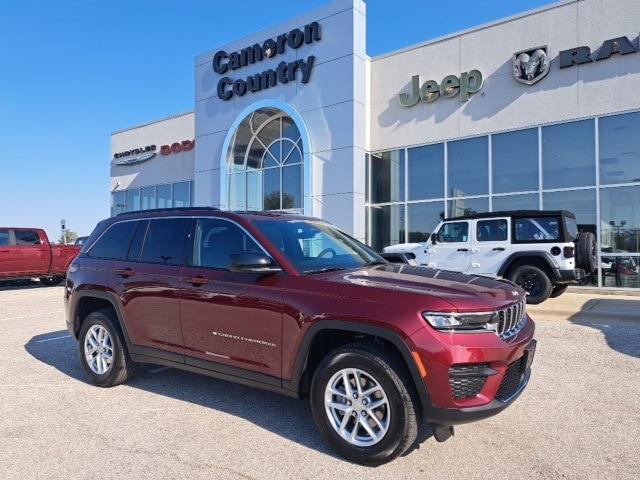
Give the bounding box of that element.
[69,289,131,341]
[283,320,432,416]
[69,289,184,364]
[497,251,560,278]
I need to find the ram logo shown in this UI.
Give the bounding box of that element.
[513,46,550,85]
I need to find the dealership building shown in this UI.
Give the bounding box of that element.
[110,0,640,289]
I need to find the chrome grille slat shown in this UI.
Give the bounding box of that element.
[495,300,526,341]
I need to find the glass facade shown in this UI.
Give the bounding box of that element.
[226,108,303,213]
[111,180,193,216]
[366,111,640,289]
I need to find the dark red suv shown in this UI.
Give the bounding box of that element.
[64,208,536,465]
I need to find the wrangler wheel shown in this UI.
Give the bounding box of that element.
[509,265,552,304]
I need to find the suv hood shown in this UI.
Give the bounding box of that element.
[311,264,525,311]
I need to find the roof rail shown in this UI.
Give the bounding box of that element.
[116,206,220,216]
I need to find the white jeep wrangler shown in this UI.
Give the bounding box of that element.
[382,210,597,304]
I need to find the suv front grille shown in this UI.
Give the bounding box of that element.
[449,363,492,400]
[495,300,527,341]
[496,357,526,401]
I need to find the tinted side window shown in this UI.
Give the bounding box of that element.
[193,219,261,269]
[141,218,191,265]
[514,217,561,242]
[127,220,149,261]
[0,229,9,246]
[89,221,138,260]
[477,220,508,242]
[15,230,41,246]
[437,222,469,243]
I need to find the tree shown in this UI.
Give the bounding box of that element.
[58,230,78,245]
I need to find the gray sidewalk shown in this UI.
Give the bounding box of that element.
[528,292,640,322]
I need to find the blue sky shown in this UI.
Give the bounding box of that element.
[0,0,553,240]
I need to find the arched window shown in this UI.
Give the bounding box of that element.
[227,107,303,212]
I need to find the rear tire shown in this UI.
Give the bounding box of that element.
[575,231,597,274]
[550,283,569,298]
[78,309,135,387]
[508,265,553,304]
[310,343,420,466]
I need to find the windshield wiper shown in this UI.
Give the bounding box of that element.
[303,266,347,275]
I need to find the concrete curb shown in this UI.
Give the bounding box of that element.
[527,308,639,322]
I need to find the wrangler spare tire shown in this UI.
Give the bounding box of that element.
[575,231,597,274]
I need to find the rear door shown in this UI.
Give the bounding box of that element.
[0,229,15,277]
[470,218,511,275]
[428,221,472,272]
[119,217,192,356]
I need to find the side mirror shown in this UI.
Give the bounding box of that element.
[229,252,281,276]
[431,232,438,245]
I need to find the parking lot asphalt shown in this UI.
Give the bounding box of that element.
[1,285,638,479]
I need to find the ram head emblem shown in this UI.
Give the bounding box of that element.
[513,46,550,85]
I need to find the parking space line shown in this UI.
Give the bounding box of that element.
[36,335,71,343]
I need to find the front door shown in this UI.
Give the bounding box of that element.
[470,218,512,275]
[6,229,49,276]
[179,218,283,378]
[428,221,472,272]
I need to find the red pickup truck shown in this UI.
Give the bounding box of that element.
[0,227,80,285]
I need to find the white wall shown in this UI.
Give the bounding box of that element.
[110,112,195,191]
[194,0,368,240]
[368,0,640,152]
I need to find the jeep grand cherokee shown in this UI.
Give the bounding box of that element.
[64,208,536,466]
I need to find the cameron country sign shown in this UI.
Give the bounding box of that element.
[213,21,321,101]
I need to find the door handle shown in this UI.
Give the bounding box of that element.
[492,247,506,251]
[457,248,469,252]
[185,276,209,286]
[0,250,9,253]
[117,268,135,278]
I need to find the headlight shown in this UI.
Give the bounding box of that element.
[422,311,497,332]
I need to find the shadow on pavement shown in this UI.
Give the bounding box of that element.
[568,299,640,359]
[0,280,55,291]
[25,330,432,460]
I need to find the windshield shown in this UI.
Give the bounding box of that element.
[251,218,384,274]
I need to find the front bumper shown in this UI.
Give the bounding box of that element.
[425,339,535,425]
[409,317,536,425]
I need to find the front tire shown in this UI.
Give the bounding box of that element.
[310,344,420,466]
[509,265,553,304]
[78,309,135,387]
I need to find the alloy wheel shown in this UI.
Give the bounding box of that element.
[84,325,114,375]
[324,368,390,447]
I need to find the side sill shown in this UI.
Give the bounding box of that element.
[129,353,299,400]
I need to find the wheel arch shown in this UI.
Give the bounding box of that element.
[285,321,432,416]
[498,251,558,280]
[70,290,130,341]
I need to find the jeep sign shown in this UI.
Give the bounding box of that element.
[399,70,483,107]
